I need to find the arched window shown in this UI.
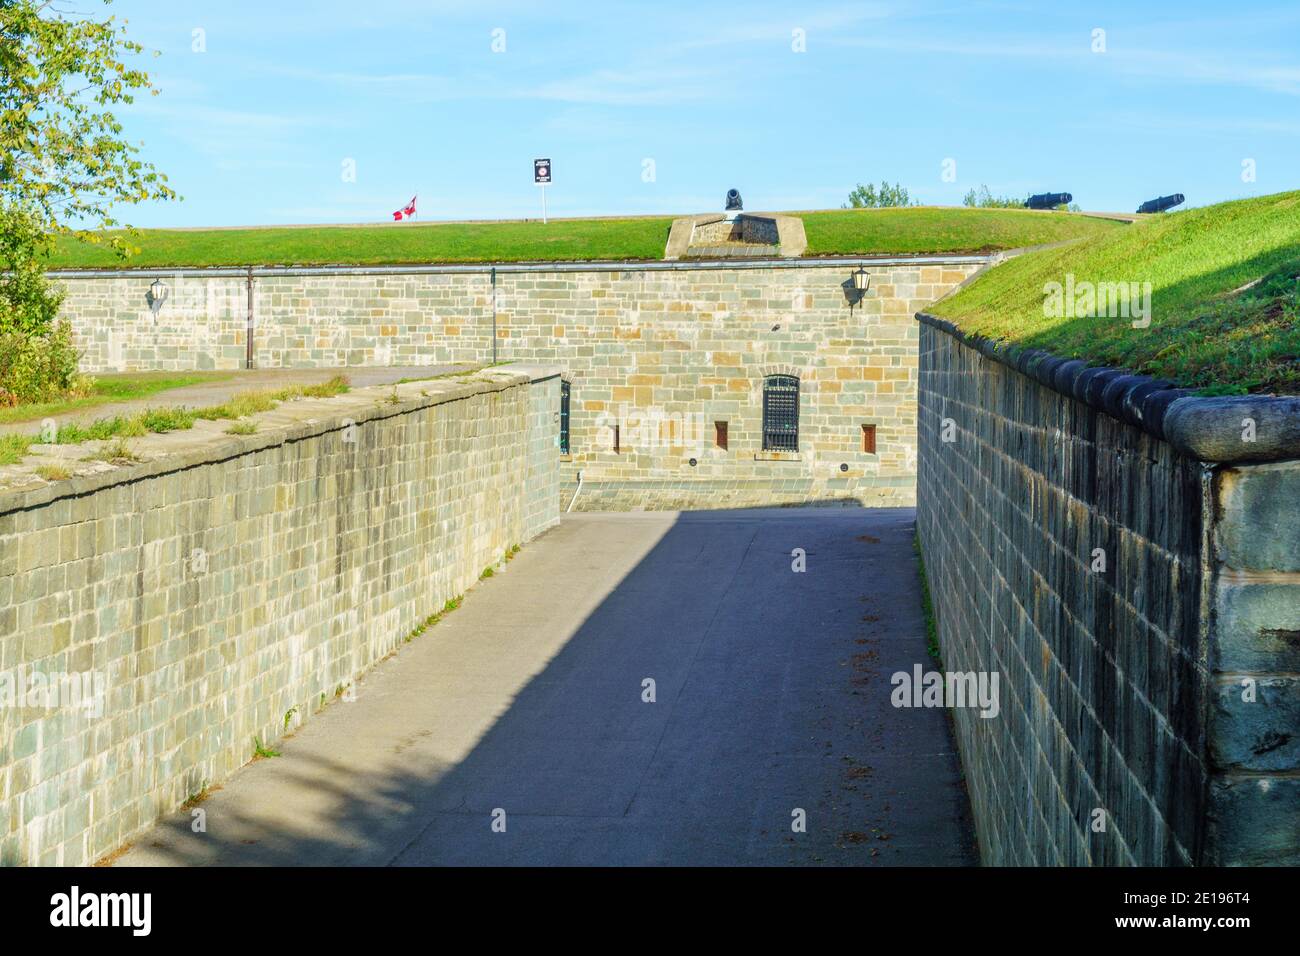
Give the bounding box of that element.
[762,375,799,451]
[559,380,571,454]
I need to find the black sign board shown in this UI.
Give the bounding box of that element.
[534,158,551,184]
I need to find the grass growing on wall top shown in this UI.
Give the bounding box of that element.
[44,208,1123,269]
[45,218,676,268]
[0,376,349,468]
[800,206,1123,256]
[929,191,1300,395]
[0,371,235,425]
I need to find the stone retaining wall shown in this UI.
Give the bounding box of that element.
[916,314,1298,865]
[54,259,985,510]
[0,369,561,865]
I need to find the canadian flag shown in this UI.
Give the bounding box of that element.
[392,195,417,221]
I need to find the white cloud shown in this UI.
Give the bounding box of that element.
[1070,111,1300,137]
[242,59,725,107]
[665,2,900,53]
[828,31,1300,96]
[523,67,722,107]
[1110,49,1300,97]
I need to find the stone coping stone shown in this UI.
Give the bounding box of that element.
[50,252,993,279]
[0,366,560,517]
[916,311,1300,464]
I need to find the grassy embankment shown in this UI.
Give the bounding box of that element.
[44,208,1123,268]
[799,206,1121,256]
[929,191,1300,395]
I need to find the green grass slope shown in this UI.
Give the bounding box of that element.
[800,206,1122,255]
[46,208,1123,269]
[929,191,1300,395]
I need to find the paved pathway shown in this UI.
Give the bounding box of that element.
[115,508,975,866]
[0,365,472,437]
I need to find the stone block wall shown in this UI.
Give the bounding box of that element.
[916,316,1298,865]
[495,264,982,510]
[57,259,984,510]
[1204,462,1300,864]
[59,274,249,371]
[0,370,560,865]
[522,370,563,533]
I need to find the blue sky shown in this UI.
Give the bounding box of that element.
[107,0,1300,226]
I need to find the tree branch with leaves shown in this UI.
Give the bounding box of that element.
[1,0,176,245]
[0,0,175,398]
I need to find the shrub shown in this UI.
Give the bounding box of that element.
[0,321,90,406]
[962,185,1024,209]
[844,181,917,208]
[0,207,64,338]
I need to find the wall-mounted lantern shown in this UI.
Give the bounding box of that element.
[846,266,871,311]
[147,278,169,319]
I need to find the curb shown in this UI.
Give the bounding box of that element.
[915,312,1300,464]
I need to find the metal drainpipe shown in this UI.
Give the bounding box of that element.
[566,470,583,513]
[491,266,498,366]
[245,267,255,370]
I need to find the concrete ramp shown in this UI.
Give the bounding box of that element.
[115,508,973,866]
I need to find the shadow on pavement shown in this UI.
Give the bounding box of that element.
[117,504,976,867]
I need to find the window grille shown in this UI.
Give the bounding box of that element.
[559,380,571,454]
[761,375,799,451]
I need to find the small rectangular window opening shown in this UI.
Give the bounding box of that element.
[715,421,728,450]
[862,424,877,454]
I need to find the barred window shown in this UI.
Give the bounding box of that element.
[559,380,571,454]
[761,375,799,451]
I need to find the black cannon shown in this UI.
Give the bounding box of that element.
[1026,192,1072,210]
[1136,193,1185,214]
[725,189,743,212]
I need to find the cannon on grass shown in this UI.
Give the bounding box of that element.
[1136,193,1185,214]
[1026,192,1072,210]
